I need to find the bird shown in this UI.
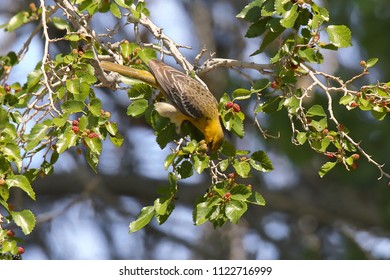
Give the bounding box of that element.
[100,59,224,152]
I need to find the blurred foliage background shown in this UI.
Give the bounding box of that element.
[1,0,390,259]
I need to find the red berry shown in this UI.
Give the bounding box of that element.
[228,172,235,179]
[88,132,99,139]
[352,153,360,160]
[223,193,232,200]
[271,81,278,89]
[72,120,79,126]
[322,128,329,135]
[71,126,79,133]
[325,152,335,159]
[351,162,358,170]
[7,230,15,237]
[17,246,25,255]
[232,103,241,112]
[388,182,390,188]
[350,102,359,108]
[225,101,234,109]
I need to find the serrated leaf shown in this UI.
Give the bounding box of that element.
[280,4,298,28]
[246,191,266,206]
[231,184,252,201]
[193,155,210,174]
[326,25,352,48]
[12,210,36,235]
[339,94,355,105]
[114,0,133,8]
[89,98,102,116]
[296,132,307,145]
[110,2,122,18]
[86,149,99,173]
[233,159,251,178]
[26,123,50,151]
[156,123,176,149]
[225,200,247,224]
[128,83,152,100]
[129,206,155,233]
[319,161,337,177]
[7,175,35,200]
[127,99,149,117]
[27,69,42,90]
[177,160,193,179]
[236,0,266,20]
[154,197,172,216]
[61,100,85,113]
[250,150,274,172]
[2,143,22,172]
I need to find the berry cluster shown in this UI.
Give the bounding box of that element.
[225,101,241,112]
[70,119,99,139]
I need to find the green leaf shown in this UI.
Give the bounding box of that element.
[225,200,247,224]
[232,88,252,100]
[233,159,251,178]
[260,19,285,52]
[236,0,266,20]
[56,126,78,154]
[2,143,22,172]
[156,123,176,149]
[129,206,155,233]
[114,0,133,9]
[53,112,70,127]
[61,100,85,113]
[154,197,171,216]
[66,79,90,97]
[85,137,102,155]
[253,79,270,91]
[27,69,42,90]
[7,175,36,200]
[246,191,266,206]
[319,161,337,177]
[26,123,50,151]
[280,4,298,28]
[110,2,122,18]
[309,117,328,132]
[109,133,124,147]
[245,18,268,38]
[231,184,252,201]
[52,17,69,30]
[5,11,30,32]
[177,160,193,179]
[326,25,352,48]
[250,150,274,172]
[256,96,283,114]
[339,94,355,105]
[296,132,307,145]
[86,149,99,173]
[89,98,102,116]
[128,83,152,100]
[193,155,210,174]
[306,104,327,117]
[127,99,149,117]
[366,58,379,68]
[220,141,236,157]
[12,210,36,235]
